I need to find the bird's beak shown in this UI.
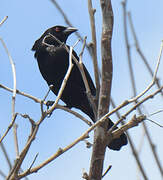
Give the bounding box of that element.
[64,27,78,35]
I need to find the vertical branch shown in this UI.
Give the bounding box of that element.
[122,0,163,179]
[0,38,19,158]
[89,1,113,180]
[0,141,12,170]
[87,0,100,99]
[122,2,148,179]
[122,1,137,97]
[13,124,19,158]
[98,0,113,117]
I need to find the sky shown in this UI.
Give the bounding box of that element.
[0,0,163,180]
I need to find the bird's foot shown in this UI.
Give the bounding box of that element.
[46,100,55,107]
[46,101,55,118]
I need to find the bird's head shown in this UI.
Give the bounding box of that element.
[47,26,78,43]
[32,26,78,51]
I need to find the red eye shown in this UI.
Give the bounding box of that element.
[55,27,60,32]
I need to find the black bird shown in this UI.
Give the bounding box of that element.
[32,25,127,150]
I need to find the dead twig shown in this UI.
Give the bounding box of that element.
[47,46,74,114]
[79,36,97,118]
[128,12,163,98]
[87,0,100,98]
[0,16,8,27]
[0,84,92,126]
[128,41,163,103]
[0,37,19,159]
[0,113,18,144]
[0,140,12,170]
[109,86,163,132]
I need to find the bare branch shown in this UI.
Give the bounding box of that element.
[13,124,19,158]
[149,109,163,117]
[9,85,163,179]
[111,115,146,139]
[89,1,114,179]
[47,46,74,114]
[102,165,112,178]
[0,16,8,27]
[0,84,43,104]
[40,86,51,115]
[79,36,97,117]
[0,84,92,126]
[122,1,163,177]
[0,170,6,179]
[20,85,163,178]
[0,38,17,114]
[146,119,163,128]
[87,0,100,98]
[128,41,163,103]
[0,113,18,144]
[128,12,163,98]
[0,37,19,160]
[28,153,39,171]
[0,141,12,170]
[109,86,163,132]
[18,132,89,178]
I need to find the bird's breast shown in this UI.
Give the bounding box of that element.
[36,47,69,86]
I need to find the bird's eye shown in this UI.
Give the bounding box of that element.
[55,27,61,32]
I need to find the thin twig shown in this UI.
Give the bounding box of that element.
[0,37,19,159]
[0,84,92,126]
[0,16,8,27]
[122,2,163,177]
[0,84,43,103]
[41,86,51,115]
[128,12,163,97]
[146,119,163,128]
[13,124,19,158]
[47,46,74,114]
[0,113,18,144]
[0,170,6,179]
[0,38,17,113]
[109,86,163,132]
[28,153,39,170]
[0,141,12,170]
[128,41,163,103]
[87,0,100,98]
[148,109,163,117]
[79,36,97,118]
[102,165,112,178]
[19,114,36,133]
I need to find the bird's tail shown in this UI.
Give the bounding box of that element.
[80,104,127,151]
[106,119,127,150]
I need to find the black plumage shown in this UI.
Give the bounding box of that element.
[32,25,127,150]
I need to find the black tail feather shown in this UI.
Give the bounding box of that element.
[107,119,128,150]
